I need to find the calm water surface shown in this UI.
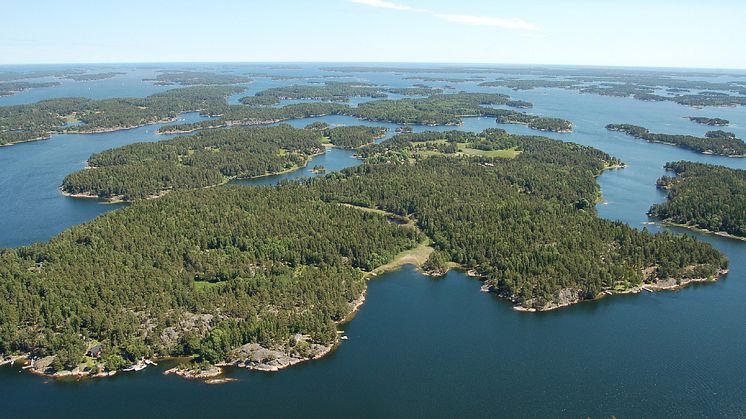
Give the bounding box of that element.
[0,64,745,418]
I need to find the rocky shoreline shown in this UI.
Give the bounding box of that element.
[475,268,730,312]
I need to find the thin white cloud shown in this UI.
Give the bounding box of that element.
[346,0,539,31]
[435,14,540,31]
[346,0,415,11]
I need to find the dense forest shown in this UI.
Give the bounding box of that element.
[688,116,729,126]
[62,124,389,200]
[240,82,441,104]
[160,92,533,133]
[320,125,387,149]
[494,109,572,132]
[144,71,252,86]
[1,126,727,375]
[0,85,243,146]
[0,185,420,372]
[0,81,61,96]
[61,125,325,201]
[650,161,746,238]
[63,72,125,81]
[607,124,746,157]
[345,92,528,125]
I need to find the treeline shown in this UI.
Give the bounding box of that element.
[650,161,746,237]
[0,128,727,371]
[314,135,725,310]
[494,109,572,132]
[0,85,243,146]
[157,102,350,134]
[61,124,324,201]
[242,82,442,104]
[161,92,533,133]
[688,116,729,126]
[607,124,746,157]
[144,71,252,86]
[0,185,420,370]
[321,125,387,149]
[345,92,528,125]
[0,81,61,97]
[63,72,125,81]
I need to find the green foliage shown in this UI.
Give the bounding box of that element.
[650,161,746,237]
[0,185,420,366]
[145,71,252,86]
[0,85,243,145]
[61,125,325,200]
[316,131,725,309]
[422,251,449,274]
[494,109,572,132]
[607,124,746,156]
[244,82,441,103]
[688,117,729,126]
[323,125,386,149]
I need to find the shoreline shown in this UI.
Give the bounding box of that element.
[474,268,730,313]
[59,148,327,203]
[653,219,746,242]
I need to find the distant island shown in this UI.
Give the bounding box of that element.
[144,70,252,86]
[0,85,243,146]
[606,124,746,157]
[63,72,125,81]
[650,161,746,239]
[494,109,572,132]
[61,124,385,201]
[687,116,730,126]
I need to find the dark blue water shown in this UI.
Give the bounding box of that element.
[1,64,745,418]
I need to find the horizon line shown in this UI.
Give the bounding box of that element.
[0,60,744,72]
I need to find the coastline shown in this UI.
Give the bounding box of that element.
[654,219,746,242]
[59,149,327,203]
[474,268,730,313]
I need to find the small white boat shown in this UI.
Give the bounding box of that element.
[341,336,349,340]
[123,363,147,372]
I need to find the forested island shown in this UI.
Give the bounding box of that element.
[650,161,746,238]
[494,109,572,132]
[144,71,252,86]
[160,92,533,133]
[1,123,729,379]
[687,116,729,126]
[0,81,61,96]
[0,85,243,146]
[606,124,746,157]
[61,124,387,200]
[62,72,125,81]
[240,81,441,103]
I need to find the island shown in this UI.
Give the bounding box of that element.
[494,109,572,132]
[241,81,442,103]
[61,125,326,201]
[687,116,730,126]
[62,72,125,81]
[160,92,534,134]
[0,81,61,96]
[61,124,388,201]
[0,125,728,379]
[649,161,746,239]
[144,70,252,85]
[606,124,746,157]
[0,85,243,146]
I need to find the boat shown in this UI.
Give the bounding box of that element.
[341,336,349,340]
[123,363,147,372]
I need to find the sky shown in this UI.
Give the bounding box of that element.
[1,0,745,69]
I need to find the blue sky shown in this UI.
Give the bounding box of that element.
[2,0,745,69]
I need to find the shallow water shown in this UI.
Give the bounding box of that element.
[1,63,745,418]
